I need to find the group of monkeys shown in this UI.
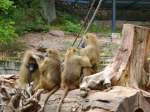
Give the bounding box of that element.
[17,33,99,112]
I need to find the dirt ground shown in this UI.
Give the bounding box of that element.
[22,30,121,53]
[21,30,121,70]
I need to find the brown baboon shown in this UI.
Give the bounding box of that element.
[80,33,99,76]
[17,50,41,89]
[34,48,62,112]
[34,48,61,91]
[57,47,92,112]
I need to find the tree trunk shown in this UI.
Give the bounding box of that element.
[80,24,150,91]
[40,0,56,23]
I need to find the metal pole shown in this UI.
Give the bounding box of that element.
[112,0,116,32]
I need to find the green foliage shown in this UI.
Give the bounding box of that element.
[0,18,17,44]
[0,0,13,11]
[63,20,81,33]
[12,8,49,35]
[0,0,17,45]
[51,11,81,33]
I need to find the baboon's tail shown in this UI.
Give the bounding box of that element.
[56,88,69,112]
[40,86,59,112]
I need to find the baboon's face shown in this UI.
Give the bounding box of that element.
[28,57,36,64]
[28,57,38,72]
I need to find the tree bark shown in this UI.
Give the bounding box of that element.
[40,0,56,23]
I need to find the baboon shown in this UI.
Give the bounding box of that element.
[80,33,99,76]
[34,48,62,112]
[18,50,41,89]
[57,47,92,112]
[34,48,61,91]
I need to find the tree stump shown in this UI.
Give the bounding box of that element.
[81,24,150,90]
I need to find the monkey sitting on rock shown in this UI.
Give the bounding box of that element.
[56,47,92,112]
[17,50,41,90]
[80,33,100,76]
[34,48,61,91]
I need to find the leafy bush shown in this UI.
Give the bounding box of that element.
[63,20,81,33]
[12,8,49,35]
[0,0,13,11]
[51,11,81,33]
[0,19,17,45]
[0,0,18,45]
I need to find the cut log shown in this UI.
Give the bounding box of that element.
[80,24,150,91]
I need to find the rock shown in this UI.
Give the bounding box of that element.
[37,40,65,51]
[37,41,49,52]
[49,30,64,37]
[41,86,150,112]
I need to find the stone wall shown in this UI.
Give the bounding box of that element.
[0,60,20,75]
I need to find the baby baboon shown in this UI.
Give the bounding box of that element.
[18,50,40,89]
[80,33,99,76]
[35,48,61,91]
[57,47,92,112]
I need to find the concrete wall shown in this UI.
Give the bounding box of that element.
[0,61,20,75]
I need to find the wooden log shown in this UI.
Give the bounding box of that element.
[80,24,150,91]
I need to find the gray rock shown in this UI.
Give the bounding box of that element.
[49,30,64,37]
